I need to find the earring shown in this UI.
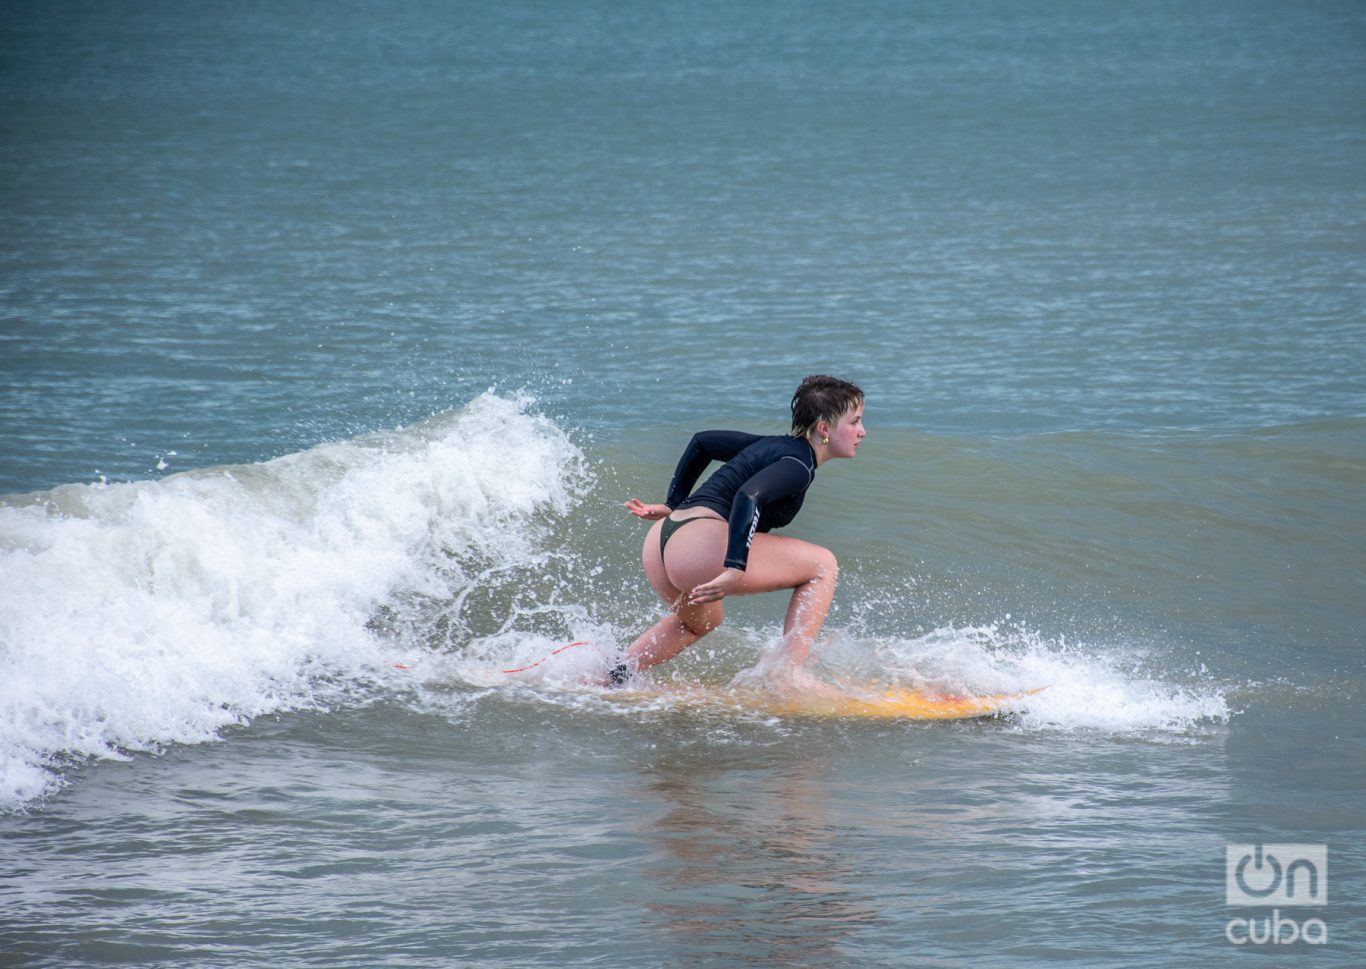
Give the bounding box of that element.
[822,436,829,445]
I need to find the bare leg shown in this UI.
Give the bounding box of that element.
[777,562,838,667]
[626,600,723,671]
[624,518,725,674]
[732,534,839,690]
[744,533,839,668]
[625,518,838,679]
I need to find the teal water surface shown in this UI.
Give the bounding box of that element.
[2,0,1364,492]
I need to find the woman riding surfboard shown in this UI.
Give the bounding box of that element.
[613,374,866,689]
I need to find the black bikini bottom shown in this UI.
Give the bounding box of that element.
[659,515,708,559]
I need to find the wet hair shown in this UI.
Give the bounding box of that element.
[790,375,864,438]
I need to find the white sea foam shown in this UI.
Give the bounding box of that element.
[434,621,1231,736]
[818,624,1230,735]
[0,394,585,810]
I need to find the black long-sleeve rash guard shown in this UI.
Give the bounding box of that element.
[664,430,817,571]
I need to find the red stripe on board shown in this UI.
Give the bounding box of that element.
[501,641,591,674]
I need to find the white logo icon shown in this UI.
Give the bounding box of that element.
[1226,844,1327,907]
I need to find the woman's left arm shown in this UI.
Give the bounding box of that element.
[664,430,762,509]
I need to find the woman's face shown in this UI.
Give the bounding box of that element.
[824,401,866,459]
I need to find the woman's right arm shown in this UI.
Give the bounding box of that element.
[690,457,813,602]
[719,457,812,571]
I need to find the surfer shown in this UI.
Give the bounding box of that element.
[612,375,866,688]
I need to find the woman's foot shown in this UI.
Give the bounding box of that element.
[730,654,842,698]
[768,667,844,698]
[582,661,632,688]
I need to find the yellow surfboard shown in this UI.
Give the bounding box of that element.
[606,683,1038,721]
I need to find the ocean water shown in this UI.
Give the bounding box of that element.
[2,1,1364,965]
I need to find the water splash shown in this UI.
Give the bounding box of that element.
[0,393,586,809]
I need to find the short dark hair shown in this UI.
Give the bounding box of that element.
[790,375,863,438]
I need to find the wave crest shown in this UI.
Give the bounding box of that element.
[0,393,585,810]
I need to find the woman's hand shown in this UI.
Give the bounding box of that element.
[625,499,672,520]
[688,568,745,604]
